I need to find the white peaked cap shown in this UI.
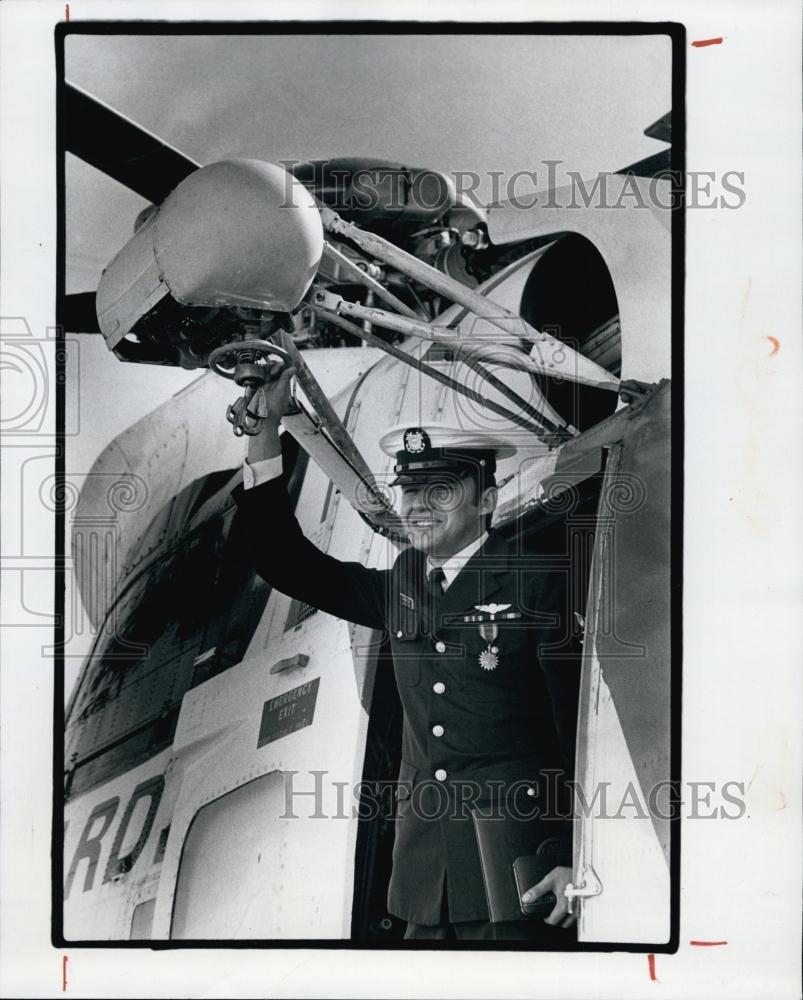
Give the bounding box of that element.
[379,423,518,460]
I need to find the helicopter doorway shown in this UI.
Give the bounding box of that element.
[350,637,405,941]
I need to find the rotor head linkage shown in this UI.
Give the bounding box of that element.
[207,339,292,437]
[316,203,619,390]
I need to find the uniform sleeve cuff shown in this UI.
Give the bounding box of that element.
[243,454,283,489]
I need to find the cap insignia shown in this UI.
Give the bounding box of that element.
[403,428,430,454]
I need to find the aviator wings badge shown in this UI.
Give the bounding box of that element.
[474,603,512,618]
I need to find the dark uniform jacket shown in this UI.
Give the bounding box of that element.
[233,475,581,925]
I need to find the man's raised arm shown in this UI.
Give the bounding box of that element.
[231,367,388,631]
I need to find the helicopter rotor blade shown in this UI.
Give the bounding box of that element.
[64,82,200,203]
[62,291,101,333]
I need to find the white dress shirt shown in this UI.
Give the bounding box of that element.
[243,454,284,490]
[427,532,488,592]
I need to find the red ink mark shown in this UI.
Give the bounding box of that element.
[690,940,728,946]
[692,37,723,47]
[62,954,68,991]
[767,336,780,356]
[648,953,658,981]
[65,4,70,20]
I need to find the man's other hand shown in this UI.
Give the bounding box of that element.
[521,864,577,928]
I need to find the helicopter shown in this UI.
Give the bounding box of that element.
[61,79,674,946]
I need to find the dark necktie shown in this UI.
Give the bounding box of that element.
[428,566,446,596]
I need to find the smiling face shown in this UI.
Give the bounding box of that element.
[399,470,498,560]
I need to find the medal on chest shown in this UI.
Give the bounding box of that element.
[475,604,511,671]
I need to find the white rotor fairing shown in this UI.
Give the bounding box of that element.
[96,159,324,348]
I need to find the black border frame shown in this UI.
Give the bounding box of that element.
[53,18,685,954]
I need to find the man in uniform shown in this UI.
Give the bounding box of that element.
[233,365,583,941]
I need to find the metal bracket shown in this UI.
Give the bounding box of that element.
[269,653,310,675]
[565,865,603,915]
[207,339,292,437]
